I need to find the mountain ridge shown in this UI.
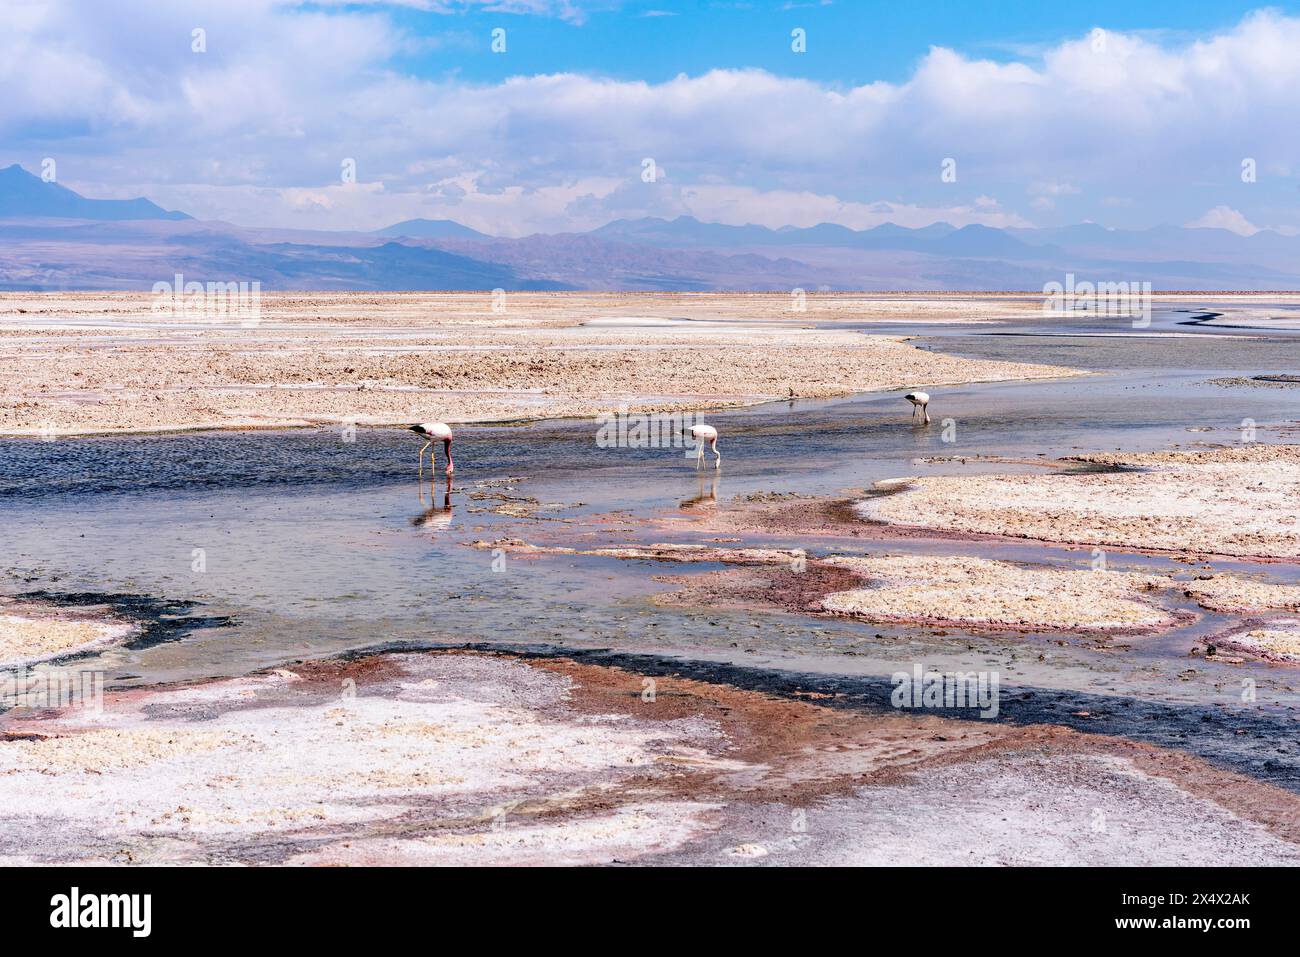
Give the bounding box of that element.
[0,164,190,222]
[4,165,1300,290]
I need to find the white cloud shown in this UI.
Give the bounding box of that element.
[296,0,611,23]
[1029,181,1080,197]
[2,3,1299,233]
[1186,205,1258,235]
[1028,184,1079,212]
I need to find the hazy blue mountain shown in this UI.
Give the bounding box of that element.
[589,215,785,246]
[203,239,566,290]
[872,222,956,239]
[1009,223,1115,246]
[576,216,1300,281]
[0,219,569,291]
[5,175,1300,290]
[926,224,1055,259]
[375,218,491,240]
[0,164,190,221]
[775,222,860,244]
[587,216,1043,255]
[413,232,847,291]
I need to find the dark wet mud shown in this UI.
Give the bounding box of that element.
[362,641,1298,792]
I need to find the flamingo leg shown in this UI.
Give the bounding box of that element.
[418,440,432,479]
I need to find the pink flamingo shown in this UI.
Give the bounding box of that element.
[904,392,931,424]
[689,424,721,469]
[410,422,454,475]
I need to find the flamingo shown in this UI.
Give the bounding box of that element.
[689,424,721,469]
[410,422,454,475]
[904,391,931,424]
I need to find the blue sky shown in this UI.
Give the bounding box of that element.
[386,1,1295,85]
[2,1,1299,236]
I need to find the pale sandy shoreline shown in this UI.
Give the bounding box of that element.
[1,292,1083,437]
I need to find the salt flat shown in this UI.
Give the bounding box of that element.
[3,649,1295,866]
[0,292,1075,436]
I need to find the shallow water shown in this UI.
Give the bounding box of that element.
[2,307,1299,784]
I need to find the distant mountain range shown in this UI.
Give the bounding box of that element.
[0,163,190,222]
[376,218,491,241]
[2,164,1298,291]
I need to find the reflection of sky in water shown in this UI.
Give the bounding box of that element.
[2,314,1299,726]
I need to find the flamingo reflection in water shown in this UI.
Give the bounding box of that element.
[414,473,454,530]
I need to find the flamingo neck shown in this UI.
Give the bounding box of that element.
[444,438,454,471]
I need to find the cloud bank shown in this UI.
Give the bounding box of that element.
[1,1,1297,234]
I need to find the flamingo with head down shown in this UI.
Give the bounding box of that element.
[410,422,454,475]
[689,424,721,469]
[904,392,931,424]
